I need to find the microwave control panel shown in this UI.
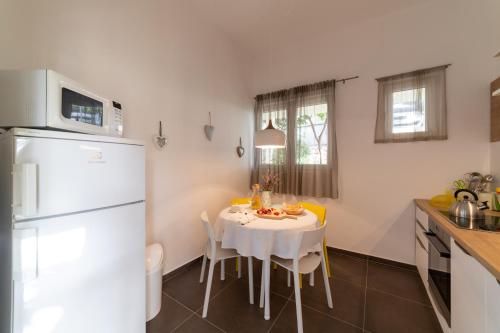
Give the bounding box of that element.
[111,101,123,137]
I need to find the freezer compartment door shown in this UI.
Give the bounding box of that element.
[12,202,146,333]
[13,136,144,221]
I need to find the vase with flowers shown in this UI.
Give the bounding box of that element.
[261,170,279,208]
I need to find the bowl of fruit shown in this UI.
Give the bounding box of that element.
[282,203,304,216]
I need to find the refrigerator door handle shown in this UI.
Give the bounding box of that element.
[13,228,38,282]
[13,163,38,218]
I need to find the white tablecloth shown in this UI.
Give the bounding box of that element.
[214,207,319,260]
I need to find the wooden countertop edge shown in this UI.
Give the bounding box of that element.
[415,199,500,281]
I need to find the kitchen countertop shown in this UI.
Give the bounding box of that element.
[415,199,500,281]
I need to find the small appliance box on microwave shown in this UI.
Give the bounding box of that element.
[0,69,123,137]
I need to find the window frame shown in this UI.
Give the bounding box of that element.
[375,65,448,144]
[388,86,428,136]
[295,102,329,166]
[258,102,330,167]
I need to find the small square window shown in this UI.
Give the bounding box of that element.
[375,65,447,143]
[391,88,426,134]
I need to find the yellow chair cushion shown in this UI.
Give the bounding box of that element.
[231,197,251,205]
[298,202,326,225]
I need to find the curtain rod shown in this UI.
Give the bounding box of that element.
[255,75,360,99]
[336,76,359,84]
[375,64,451,81]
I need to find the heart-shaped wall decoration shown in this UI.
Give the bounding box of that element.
[236,137,244,157]
[153,121,167,150]
[204,125,214,141]
[237,146,245,157]
[154,135,167,149]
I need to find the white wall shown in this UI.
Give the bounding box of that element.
[0,0,253,273]
[2,0,499,271]
[249,0,500,264]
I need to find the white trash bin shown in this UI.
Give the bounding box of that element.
[146,243,164,321]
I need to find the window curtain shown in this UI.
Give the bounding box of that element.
[251,80,338,198]
[374,65,448,143]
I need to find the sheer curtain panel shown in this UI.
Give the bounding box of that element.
[374,65,448,143]
[251,80,338,198]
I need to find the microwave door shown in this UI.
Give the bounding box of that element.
[45,70,113,136]
[60,87,104,127]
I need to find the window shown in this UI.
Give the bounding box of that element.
[296,103,328,164]
[251,79,338,198]
[375,65,448,143]
[391,88,426,134]
[258,104,329,165]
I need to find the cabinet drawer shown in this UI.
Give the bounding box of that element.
[416,206,429,229]
[415,221,428,251]
[415,236,428,287]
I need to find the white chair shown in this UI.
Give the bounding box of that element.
[199,211,254,318]
[260,224,333,333]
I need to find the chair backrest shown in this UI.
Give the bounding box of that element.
[299,201,326,226]
[294,223,327,258]
[200,211,216,249]
[231,197,251,205]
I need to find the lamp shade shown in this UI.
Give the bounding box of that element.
[255,120,286,148]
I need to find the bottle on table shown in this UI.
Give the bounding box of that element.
[251,184,262,210]
[492,188,500,211]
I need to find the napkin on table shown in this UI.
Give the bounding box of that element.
[229,212,257,225]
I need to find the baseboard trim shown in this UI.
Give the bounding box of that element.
[162,247,417,284]
[163,255,204,283]
[327,246,417,271]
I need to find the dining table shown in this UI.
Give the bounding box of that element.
[213,205,319,320]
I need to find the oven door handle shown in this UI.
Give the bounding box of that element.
[425,232,450,258]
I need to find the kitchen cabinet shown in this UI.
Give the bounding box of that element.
[415,206,429,286]
[415,222,428,285]
[416,206,429,229]
[490,77,500,142]
[451,239,486,333]
[451,238,500,333]
[416,201,500,333]
[414,206,450,332]
[485,272,500,333]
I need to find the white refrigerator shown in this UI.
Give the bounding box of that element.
[0,128,146,333]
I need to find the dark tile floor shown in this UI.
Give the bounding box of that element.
[147,250,442,333]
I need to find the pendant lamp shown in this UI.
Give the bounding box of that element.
[255,120,286,148]
[254,2,286,149]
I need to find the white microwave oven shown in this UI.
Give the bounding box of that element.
[0,69,123,137]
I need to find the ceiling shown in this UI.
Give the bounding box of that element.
[186,0,427,57]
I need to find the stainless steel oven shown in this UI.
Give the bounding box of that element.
[426,219,451,326]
